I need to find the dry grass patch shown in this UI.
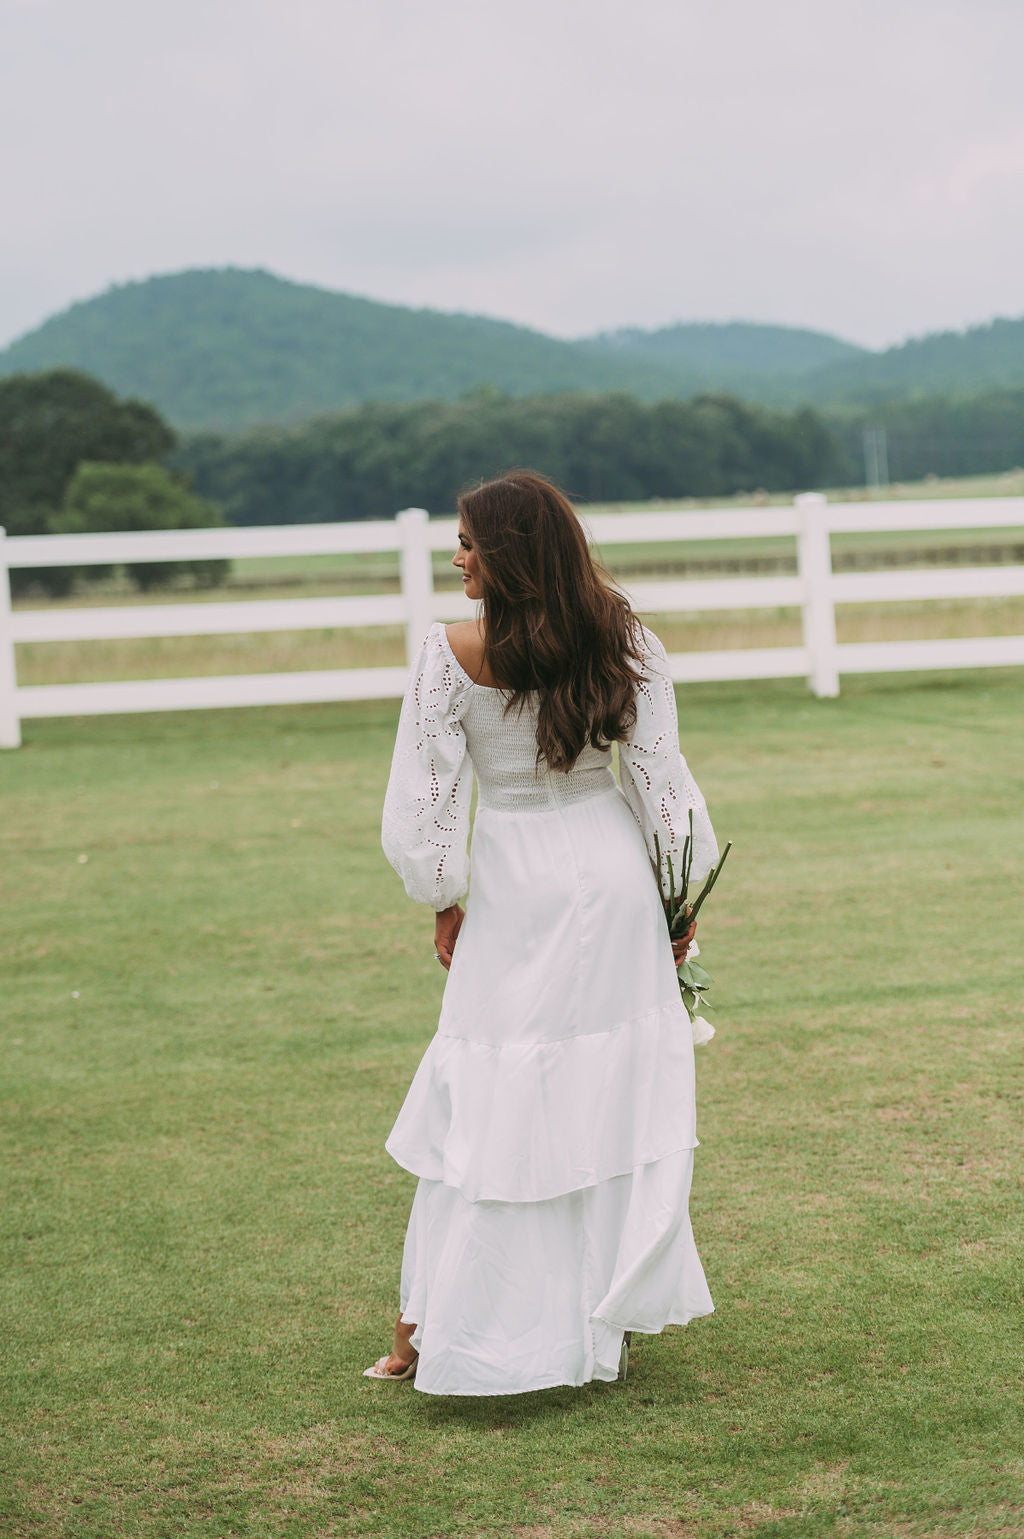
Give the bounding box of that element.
[14,595,1024,687]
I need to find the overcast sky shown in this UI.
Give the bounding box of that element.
[3,0,1023,352]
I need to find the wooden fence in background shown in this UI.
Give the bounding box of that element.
[2,495,1024,748]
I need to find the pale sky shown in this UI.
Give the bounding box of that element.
[3,0,1023,352]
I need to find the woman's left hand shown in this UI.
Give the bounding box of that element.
[434,903,465,970]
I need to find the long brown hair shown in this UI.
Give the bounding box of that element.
[457,470,645,771]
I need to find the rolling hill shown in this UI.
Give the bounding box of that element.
[797,315,1024,404]
[4,267,1020,433]
[582,319,863,393]
[0,268,865,432]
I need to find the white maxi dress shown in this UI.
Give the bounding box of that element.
[381,621,718,1396]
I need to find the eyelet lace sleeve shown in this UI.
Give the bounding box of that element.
[619,626,719,888]
[382,624,474,911]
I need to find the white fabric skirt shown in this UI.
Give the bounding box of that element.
[386,784,714,1396]
[401,1149,712,1396]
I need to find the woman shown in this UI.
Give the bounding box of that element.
[367,471,718,1394]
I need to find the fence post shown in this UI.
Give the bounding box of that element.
[0,528,22,748]
[397,507,433,667]
[796,493,839,698]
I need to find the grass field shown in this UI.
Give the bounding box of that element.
[2,665,1023,1538]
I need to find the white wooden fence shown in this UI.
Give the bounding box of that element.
[2,495,1024,749]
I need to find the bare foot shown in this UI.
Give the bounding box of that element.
[382,1314,417,1376]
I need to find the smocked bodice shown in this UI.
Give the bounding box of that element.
[461,689,616,812]
[381,622,717,911]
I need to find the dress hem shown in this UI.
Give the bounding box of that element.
[385,1139,702,1207]
[409,1308,716,1397]
[385,995,700,1205]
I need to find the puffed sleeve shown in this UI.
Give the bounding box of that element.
[619,626,719,887]
[381,623,474,910]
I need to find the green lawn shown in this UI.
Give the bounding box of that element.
[2,669,1023,1538]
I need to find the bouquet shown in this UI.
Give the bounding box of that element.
[653,811,732,1046]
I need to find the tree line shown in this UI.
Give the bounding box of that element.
[175,389,844,523]
[830,389,1024,482]
[5,367,1023,599]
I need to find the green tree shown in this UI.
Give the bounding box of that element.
[0,369,175,534]
[55,462,228,590]
[0,368,179,594]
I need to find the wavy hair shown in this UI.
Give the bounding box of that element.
[457,470,645,771]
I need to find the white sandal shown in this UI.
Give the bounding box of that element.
[362,1352,418,1381]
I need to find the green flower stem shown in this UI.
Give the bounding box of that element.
[685,840,732,925]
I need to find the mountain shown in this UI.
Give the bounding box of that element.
[4,266,1017,432]
[798,315,1024,405]
[582,320,865,394]
[0,269,684,433]
[0,268,862,432]
[601,314,1024,407]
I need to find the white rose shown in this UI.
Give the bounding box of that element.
[691,1015,715,1047]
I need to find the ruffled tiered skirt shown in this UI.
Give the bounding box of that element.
[386,785,713,1395]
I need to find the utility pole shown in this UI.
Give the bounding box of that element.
[863,424,890,491]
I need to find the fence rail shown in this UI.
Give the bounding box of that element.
[2,495,1023,749]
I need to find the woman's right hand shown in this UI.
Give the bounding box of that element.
[669,904,696,967]
[434,903,465,970]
